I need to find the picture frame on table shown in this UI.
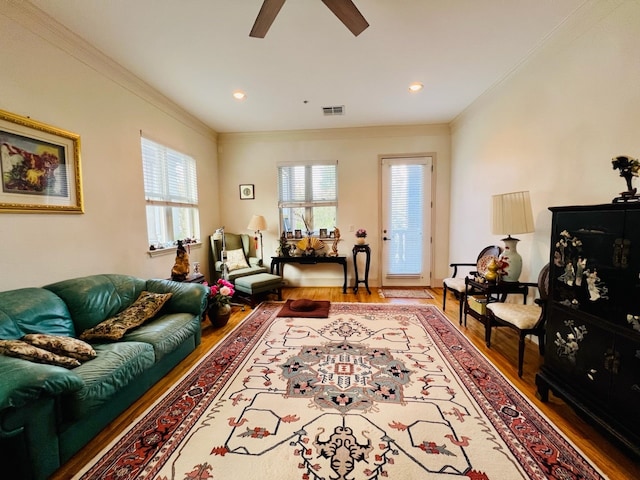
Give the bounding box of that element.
[0,109,83,213]
[286,231,293,239]
[319,228,328,238]
[294,229,302,239]
[239,184,255,200]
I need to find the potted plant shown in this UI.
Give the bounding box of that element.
[355,228,367,245]
[207,278,235,327]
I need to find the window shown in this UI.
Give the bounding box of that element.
[278,161,337,235]
[141,137,200,249]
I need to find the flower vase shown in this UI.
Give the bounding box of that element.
[208,303,231,327]
[356,237,366,245]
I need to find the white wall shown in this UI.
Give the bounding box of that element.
[450,0,640,282]
[0,4,220,291]
[218,125,451,287]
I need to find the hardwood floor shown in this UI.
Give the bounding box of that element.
[52,287,639,479]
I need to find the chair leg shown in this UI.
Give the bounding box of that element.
[485,323,492,347]
[442,285,448,310]
[538,332,545,355]
[518,333,526,377]
[461,293,468,327]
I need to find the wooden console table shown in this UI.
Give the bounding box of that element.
[270,255,348,293]
[463,277,529,346]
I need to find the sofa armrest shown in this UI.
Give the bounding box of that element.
[146,279,209,316]
[0,356,84,425]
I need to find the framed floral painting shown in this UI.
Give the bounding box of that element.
[0,109,83,213]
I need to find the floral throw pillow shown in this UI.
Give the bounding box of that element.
[0,339,81,369]
[22,333,97,361]
[226,248,250,271]
[79,291,172,342]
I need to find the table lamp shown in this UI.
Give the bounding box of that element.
[492,191,534,282]
[247,214,267,265]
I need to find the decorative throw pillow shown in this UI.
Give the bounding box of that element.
[0,339,81,369]
[22,333,97,362]
[226,248,250,271]
[79,291,172,341]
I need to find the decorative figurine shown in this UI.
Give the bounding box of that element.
[279,231,289,257]
[612,155,640,202]
[171,240,190,281]
[328,227,340,257]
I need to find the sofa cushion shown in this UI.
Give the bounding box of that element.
[79,291,172,341]
[21,334,97,362]
[0,288,75,339]
[145,279,209,316]
[123,313,200,361]
[62,341,155,420]
[0,340,81,369]
[43,274,147,334]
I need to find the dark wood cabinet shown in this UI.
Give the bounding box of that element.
[536,203,640,457]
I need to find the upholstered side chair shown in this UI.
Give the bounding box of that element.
[485,263,550,377]
[442,245,502,324]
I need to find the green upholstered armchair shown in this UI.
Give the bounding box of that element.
[210,232,268,282]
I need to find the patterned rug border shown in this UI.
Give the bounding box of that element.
[378,288,434,299]
[75,302,608,480]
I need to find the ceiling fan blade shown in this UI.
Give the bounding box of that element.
[321,0,369,36]
[250,0,286,38]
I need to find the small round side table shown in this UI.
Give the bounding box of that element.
[352,244,371,294]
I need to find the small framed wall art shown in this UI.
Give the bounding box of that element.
[239,184,254,200]
[0,108,83,213]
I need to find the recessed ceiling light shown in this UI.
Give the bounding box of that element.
[408,82,424,93]
[233,90,246,100]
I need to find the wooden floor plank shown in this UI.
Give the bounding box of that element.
[51,287,640,479]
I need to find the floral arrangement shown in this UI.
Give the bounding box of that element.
[355,228,367,238]
[208,278,235,307]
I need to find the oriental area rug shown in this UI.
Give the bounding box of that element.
[378,288,434,299]
[76,303,606,480]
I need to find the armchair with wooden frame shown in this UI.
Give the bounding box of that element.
[485,263,550,377]
[442,245,502,324]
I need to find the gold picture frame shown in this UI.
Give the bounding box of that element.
[0,109,83,213]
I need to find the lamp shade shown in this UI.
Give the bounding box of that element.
[492,191,534,236]
[247,215,267,231]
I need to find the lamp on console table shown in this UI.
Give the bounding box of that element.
[492,191,535,282]
[247,214,267,266]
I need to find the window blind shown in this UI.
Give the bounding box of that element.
[387,163,424,275]
[278,162,337,233]
[141,137,200,248]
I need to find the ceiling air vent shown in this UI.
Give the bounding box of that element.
[322,105,345,116]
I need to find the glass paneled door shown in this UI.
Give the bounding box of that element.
[381,156,432,287]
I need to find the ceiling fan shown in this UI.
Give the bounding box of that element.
[250,0,369,38]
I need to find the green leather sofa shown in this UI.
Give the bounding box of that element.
[0,274,209,480]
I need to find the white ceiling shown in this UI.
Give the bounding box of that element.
[29,0,586,133]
